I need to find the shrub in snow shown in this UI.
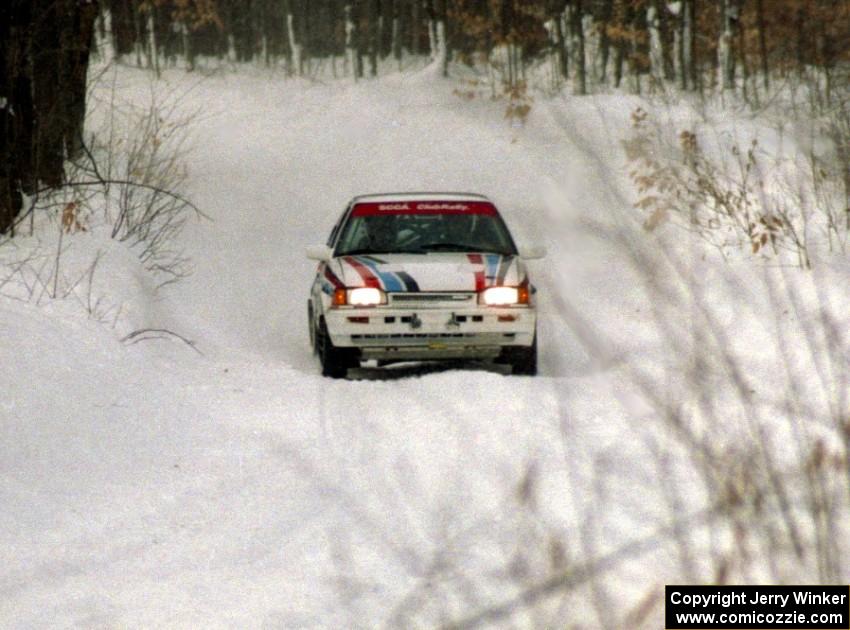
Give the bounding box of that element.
[624,104,850,269]
[0,208,157,334]
[77,79,202,288]
[0,69,200,332]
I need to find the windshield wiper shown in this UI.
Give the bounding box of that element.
[336,248,396,256]
[416,243,483,252]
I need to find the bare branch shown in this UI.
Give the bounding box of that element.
[121,328,203,354]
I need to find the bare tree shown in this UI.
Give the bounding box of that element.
[284,0,304,75]
[570,0,587,95]
[682,0,696,90]
[391,0,403,66]
[647,0,664,87]
[549,0,569,81]
[344,2,363,78]
[366,0,380,76]
[0,0,98,235]
[425,0,448,75]
[718,0,740,90]
[597,0,613,83]
[755,0,769,90]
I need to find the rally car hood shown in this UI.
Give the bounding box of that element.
[330,252,526,292]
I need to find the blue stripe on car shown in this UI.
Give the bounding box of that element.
[485,254,501,285]
[396,271,420,292]
[496,256,513,285]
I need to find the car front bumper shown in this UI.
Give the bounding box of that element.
[325,305,536,361]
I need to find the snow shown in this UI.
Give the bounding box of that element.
[2,62,849,627]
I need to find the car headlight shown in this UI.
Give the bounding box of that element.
[480,286,519,305]
[479,285,530,306]
[347,287,386,306]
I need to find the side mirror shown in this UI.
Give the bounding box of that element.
[306,245,332,261]
[518,245,547,260]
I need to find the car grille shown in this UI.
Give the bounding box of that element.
[353,332,473,340]
[351,332,515,342]
[389,293,474,306]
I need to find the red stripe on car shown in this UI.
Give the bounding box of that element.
[344,256,382,288]
[323,265,345,289]
[467,253,486,292]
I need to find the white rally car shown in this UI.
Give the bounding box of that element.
[306,193,544,377]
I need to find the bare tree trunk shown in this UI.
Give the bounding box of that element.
[1,0,98,234]
[755,0,769,90]
[434,0,448,76]
[366,0,379,76]
[108,0,135,57]
[683,0,695,90]
[65,0,99,159]
[284,0,303,76]
[11,41,34,194]
[737,1,751,102]
[570,0,586,95]
[146,6,160,77]
[131,0,144,66]
[411,0,421,56]
[0,1,26,234]
[345,2,362,79]
[614,0,638,91]
[426,0,437,61]
[819,2,836,104]
[614,34,625,88]
[180,21,194,71]
[32,0,64,188]
[391,0,402,67]
[551,5,569,81]
[598,0,613,84]
[425,0,447,74]
[435,19,447,75]
[718,0,738,90]
[377,1,386,59]
[672,1,684,88]
[647,0,664,88]
[795,4,805,75]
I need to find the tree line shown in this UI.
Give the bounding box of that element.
[104,1,850,89]
[2,0,850,235]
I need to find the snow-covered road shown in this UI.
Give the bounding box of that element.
[2,65,740,627]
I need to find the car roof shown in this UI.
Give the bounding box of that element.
[351,192,493,204]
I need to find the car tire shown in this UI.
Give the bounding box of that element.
[317,318,356,378]
[308,302,317,355]
[503,333,537,376]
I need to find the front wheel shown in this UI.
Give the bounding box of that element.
[317,319,357,378]
[502,334,538,376]
[308,302,317,354]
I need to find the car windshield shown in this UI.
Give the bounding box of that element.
[334,202,518,256]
